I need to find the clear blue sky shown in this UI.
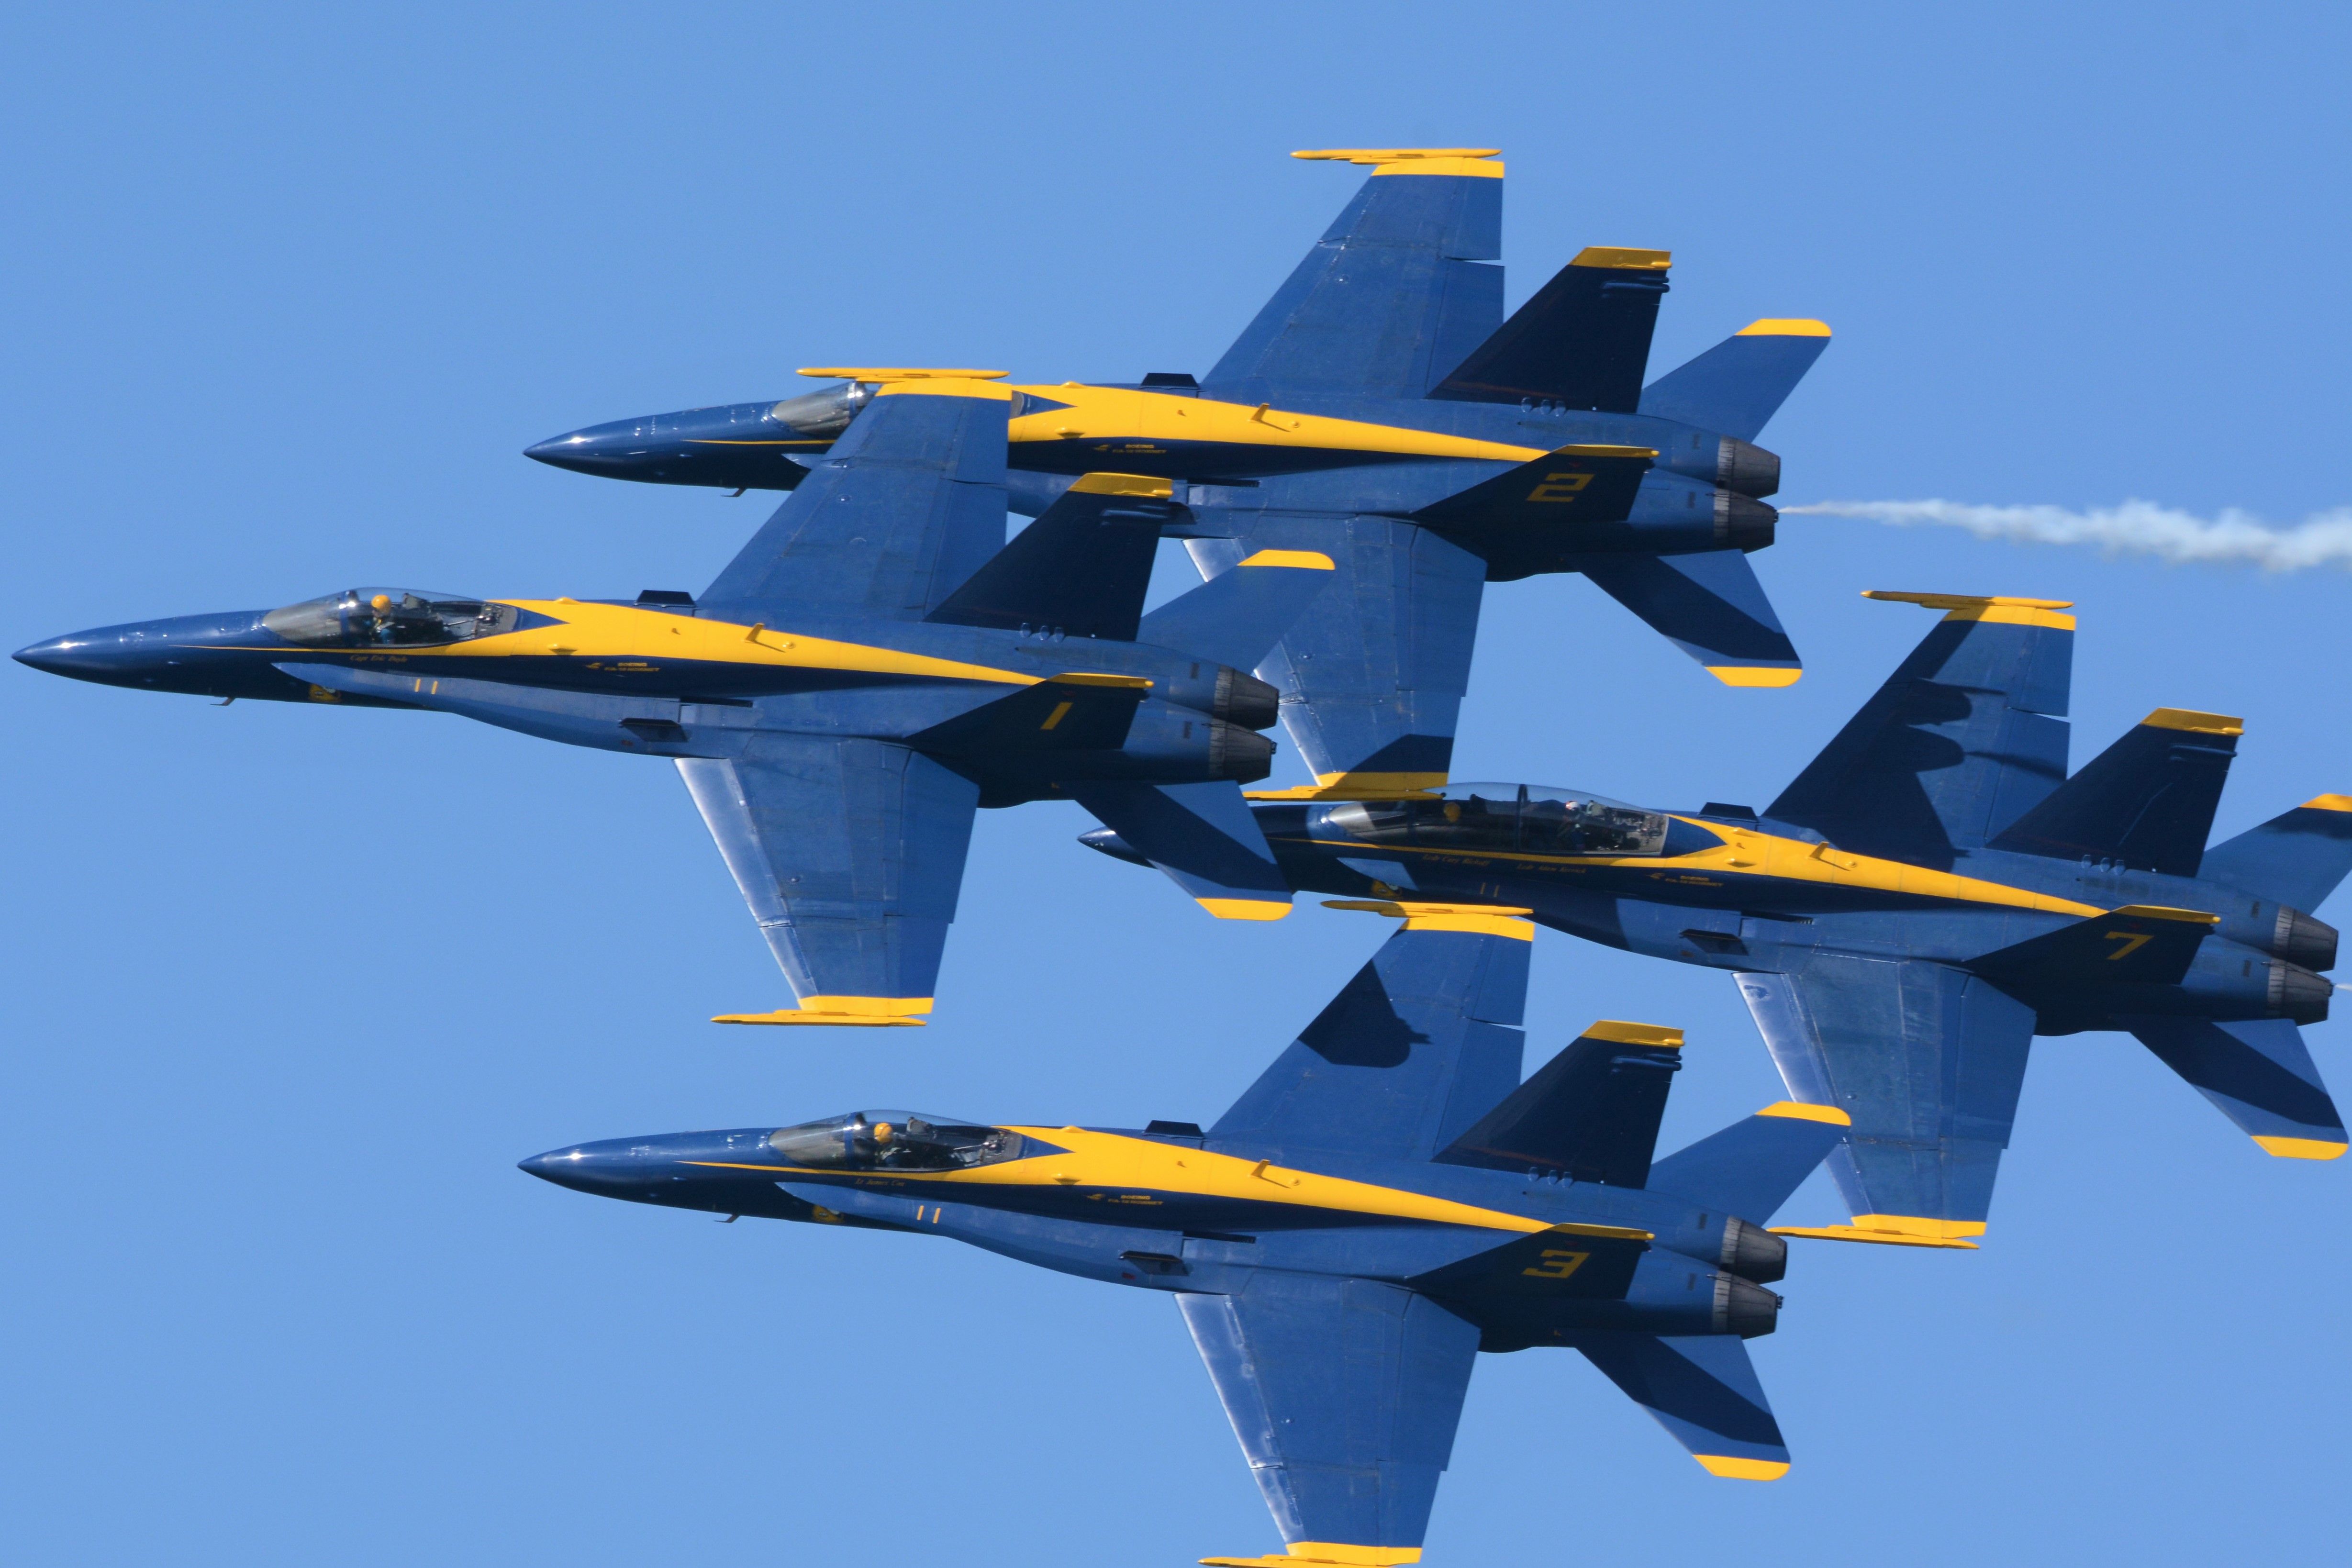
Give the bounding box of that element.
[4,4,2345,1563]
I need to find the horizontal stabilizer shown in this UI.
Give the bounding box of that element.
[1990,709,2241,876]
[1638,319,1831,442]
[1645,1101,1851,1222]
[925,473,1179,640]
[1578,549,1801,686]
[1070,781,1291,920]
[1427,246,1671,411]
[1768,592,2075,868]
[1434,1020,1683,1185]
[1576,1334,1790,1479]
[1973,905,2218,990]
[2123,1015,2348,1159]
[1137,548,1336,672]
[908,672,1149,757]
[2196,795,2352,912]
[1411,445,1655,533]
[1212,913,1531,1160]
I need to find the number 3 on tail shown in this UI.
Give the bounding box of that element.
[1522,1248,1589,1279]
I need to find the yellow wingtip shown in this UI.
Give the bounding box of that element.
[1706,665,1803,688]
[1757,1100,1851,1126]
[1571,245,1672,271]
[712,1011,928,1027]
[1237,548,1337,570]
[1196,898,1293,922]
[2142,707,2244,737]
[1582,1019,1684,1049]
[1694,1455,1791,1480]
[1735,318,1831,338]
[2298,793,2352,812]
[2252,1135,2349,1160]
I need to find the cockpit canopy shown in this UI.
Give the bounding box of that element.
[1328,782,1672,857]
[263,588,517,649]
[766,1111,1029,1173]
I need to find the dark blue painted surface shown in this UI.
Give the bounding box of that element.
[1087,602,2349,1228]
[522,923,1847,1552]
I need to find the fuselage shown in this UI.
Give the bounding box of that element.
[527,381,1782,580]
[521,1112,1788,1350]
[12,587,1285,794]
[1092,787,2336,1035]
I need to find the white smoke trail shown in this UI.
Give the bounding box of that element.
[1784,499,2352,572]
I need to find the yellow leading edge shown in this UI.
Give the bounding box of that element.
[2252,1135,2349,1160]
[1205,1545,1423,1568]
[1694,1455,1792,1480]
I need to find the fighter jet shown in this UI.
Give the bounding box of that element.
[1083,591,2351,1243]
[13,373,1336,1023]
[522,902,1856,1564]
[526,148,1831,797]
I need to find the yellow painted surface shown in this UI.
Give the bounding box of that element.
[2252,1135,2349,1160]
[1007,382,1547,464]
[1204,1548,1421,1568]
[1862,589,2076,631]
[336,600,1049,687]
[1769,1224,1979,1250]
[1069,471,1174,497]
[1694,1456,1792,1480]
[1571,245,1671,270]
[2141,707,2244,736]
[1602,819,2109,918]
[1196,898,1293,922]
[712,1010,927,1027]
[695,1126,1653,1239]
[1237,549,1338,570]
[1706,665,1804,688]
[1582,1020,1684,1049]
[1246,771,1448,801]
[1735,318,1832,338]
[1757,1101,1852,1125]
[1322,900,1537,940]
[2299,794,2352,812]
[2110,904,2220,924]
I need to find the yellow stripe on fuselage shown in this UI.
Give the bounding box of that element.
[686,1126,1651,1240]
[1304,818,2106,920]
[329,599,1050,687]
[1009,383,1547,467]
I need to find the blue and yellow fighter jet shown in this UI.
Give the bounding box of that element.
[525,148,1831,798]
[523,903,1857,1564]
[1085,592,2352,1243]
[13,374,1339,1023]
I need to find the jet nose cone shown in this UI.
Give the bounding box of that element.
[14,630,138,681]
[524,423,643,476]
[14,634,86,676]
[518,1140,647,1194]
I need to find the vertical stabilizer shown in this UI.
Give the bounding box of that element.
[1989,709,2240,875]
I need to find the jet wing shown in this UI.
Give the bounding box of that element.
[678,734,980,1025]
[697,377,1012,628]
[1204,150,1504,402]
[1212,905,1530,1161]
[1181,1274,1482,1568]
[1734,956,2038,1245]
